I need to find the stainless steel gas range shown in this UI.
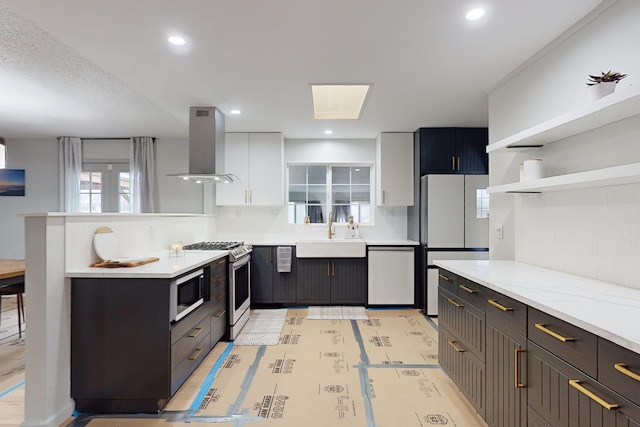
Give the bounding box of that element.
[184,241,252,339]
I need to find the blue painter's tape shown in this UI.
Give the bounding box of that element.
[0,380,24,398]
[188,341,234,412]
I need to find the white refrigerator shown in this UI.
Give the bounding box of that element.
[421,174,489,315]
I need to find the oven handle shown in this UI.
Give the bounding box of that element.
[232,254,251,270]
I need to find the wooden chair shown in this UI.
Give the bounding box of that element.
[0,282,25,338]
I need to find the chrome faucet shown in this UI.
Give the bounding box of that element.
[328,211,335,239]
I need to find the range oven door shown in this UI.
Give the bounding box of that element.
[229,255,251,338]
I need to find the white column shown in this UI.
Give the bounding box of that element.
[23,215,74,427]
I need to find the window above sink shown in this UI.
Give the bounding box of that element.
[287,164,373,225]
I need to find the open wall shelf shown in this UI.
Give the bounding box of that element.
[487,163,640,194]
[486,88,640,153]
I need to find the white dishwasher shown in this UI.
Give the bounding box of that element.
[367,246,415,305]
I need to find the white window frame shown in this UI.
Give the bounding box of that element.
[81,162,130,213]
[286,163,375,225]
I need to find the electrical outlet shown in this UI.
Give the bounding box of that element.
[496,224,503,240]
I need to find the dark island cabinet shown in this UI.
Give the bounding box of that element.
[416,127,488,175]
[437,272,486,418]
[437,267,640,427]
[485,289,528,427]
[71,260,227,414]
[296,257,367,305]
[250,246,297,305]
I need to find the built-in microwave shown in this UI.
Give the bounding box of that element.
[170,268,205,322]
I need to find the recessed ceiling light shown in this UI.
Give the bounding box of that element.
[230,109,241,115]
[465,8,485,21]
[311,84,370,119]
[324,130,333,135]
[168,36,186,46]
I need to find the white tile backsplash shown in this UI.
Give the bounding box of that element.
[515,184,640,289]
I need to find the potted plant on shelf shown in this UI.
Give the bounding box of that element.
[587,70,627,100]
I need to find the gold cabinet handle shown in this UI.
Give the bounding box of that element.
[327,262,330,277]
[189,348,204,361]
[457,156,460,171]
[188,327,204,338]
[332,262,335,277]
[438,274,452,282]
[269,247,272,262]
[488,299,513,312]
[569,380,618,410]
[216,258,225,265]
[448,340,465,352]
[451,156,455,171]
[459,284,478,294]
[534,323,575,342]
[215,309,226,318]
[215,292,225,301]
[447,298,464,309]
[614,363,640,382]
[514,349,525,389]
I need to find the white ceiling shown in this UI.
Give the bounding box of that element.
[0,0,605,140]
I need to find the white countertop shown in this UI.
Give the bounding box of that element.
[434,260,640,354]
[66,251,228,279]
[249,239,419,246]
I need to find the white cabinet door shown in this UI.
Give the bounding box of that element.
[427,175,465,248]
[376,133,414,206]
[216,133,250,206]
[248,133,284,206]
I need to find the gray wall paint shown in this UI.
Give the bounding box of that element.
[488,0,640,289]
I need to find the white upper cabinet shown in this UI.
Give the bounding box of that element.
[376,132,414,206]
[216,133,284,206]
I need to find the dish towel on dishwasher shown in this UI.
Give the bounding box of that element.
[277,246,292,273]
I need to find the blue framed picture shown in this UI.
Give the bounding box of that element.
[0,169,25,196]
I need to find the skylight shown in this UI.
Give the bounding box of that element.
[311,84,370,119]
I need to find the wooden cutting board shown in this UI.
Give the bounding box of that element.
[90,257,160,268]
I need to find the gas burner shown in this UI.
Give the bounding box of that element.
[184,241,243,250]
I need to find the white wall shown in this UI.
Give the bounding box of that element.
[488,0,640,289]
[0,139,59,259]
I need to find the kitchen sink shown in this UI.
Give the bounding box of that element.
[296,239,366,258]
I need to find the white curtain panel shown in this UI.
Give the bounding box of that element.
[58,136,82,212]
[130,137,157,213]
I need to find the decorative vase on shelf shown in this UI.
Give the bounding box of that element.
[586,70,627,100]
[589,81,616,100]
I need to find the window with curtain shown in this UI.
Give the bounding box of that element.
[0,141,5,168]
[287,164,372,224]
[80,162,130,213]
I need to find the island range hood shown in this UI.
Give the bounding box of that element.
[169,106,237,183]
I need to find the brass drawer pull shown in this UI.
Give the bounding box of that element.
[448,340,465,352]
[188,327,204,339]
[534,323,575,342]
[189,348,204,361]
[447,298,464,309]
[215,292,226,301]
[569,379,618,410]
[514,349,525,389]
[614,363,640,382]
[216,258,225,265]
[215,310,226,318]
[459,285,478,294]
[438,274,452,282]
[488,299,513,312]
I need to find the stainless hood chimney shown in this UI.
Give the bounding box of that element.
[169,106,237,183]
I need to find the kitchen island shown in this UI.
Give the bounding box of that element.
[434,259,640,426]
